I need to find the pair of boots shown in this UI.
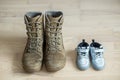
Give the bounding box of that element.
[22,11,66,73]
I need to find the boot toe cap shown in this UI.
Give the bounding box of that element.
[45,58,66,72]
[22,53,42,73]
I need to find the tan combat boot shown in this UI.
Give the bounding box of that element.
[22,12,44,73]
[44,11,66,72]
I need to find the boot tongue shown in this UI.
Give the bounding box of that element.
[46,15,63,23]
[46,11,63,23]
[25,12,42,24]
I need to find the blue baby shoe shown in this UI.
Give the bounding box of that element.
[76,39,90,70]
[90,39,105,70]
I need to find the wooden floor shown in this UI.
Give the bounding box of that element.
[0,0,120,80]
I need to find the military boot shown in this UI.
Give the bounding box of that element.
[44,11,66,72]
[22,12,44,73]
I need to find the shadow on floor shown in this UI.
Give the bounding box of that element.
[0,35,26,74]
[0,35,79,76]
[66,49,77,69]
[0,36,55,76]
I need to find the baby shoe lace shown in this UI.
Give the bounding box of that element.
[77,48,88,58]
[95,48,103,58]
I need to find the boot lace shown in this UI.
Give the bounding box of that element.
[46,21,63,53]
[26,22,43,54]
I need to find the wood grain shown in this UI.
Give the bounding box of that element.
[0,0,120,80]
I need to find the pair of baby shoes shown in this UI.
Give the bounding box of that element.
[76,39,105,71]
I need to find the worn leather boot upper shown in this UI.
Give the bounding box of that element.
[22,12,43,73]
[45,11,66,72]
